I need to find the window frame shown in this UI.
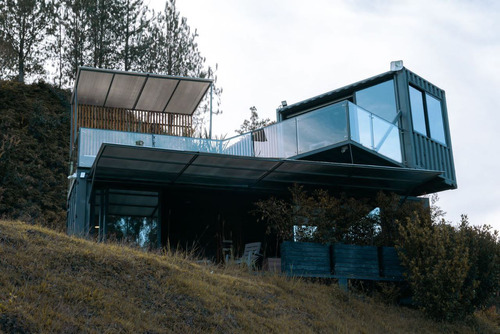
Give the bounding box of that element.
[408,85,447,146]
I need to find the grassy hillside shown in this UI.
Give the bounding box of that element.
[0,220,498,333]
[0,81,70,231]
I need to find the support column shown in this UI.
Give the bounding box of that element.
[159,189,169,248]
[103,188,108,242]
[98,188,108,242]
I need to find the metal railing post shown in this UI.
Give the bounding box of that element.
[209,83,213,139]
[346,102,351,141]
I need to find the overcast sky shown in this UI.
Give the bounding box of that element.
[149,0,500,230]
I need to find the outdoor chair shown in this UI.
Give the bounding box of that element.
[234,242,262,269]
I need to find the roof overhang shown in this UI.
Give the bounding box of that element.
[71,67,212,115]
[88,144,443,197]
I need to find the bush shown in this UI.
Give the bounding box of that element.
[0,80,70,230]
[459,216,500,312]
[254,185,429,247]
[254,185,378,246]
[396,216,500,321]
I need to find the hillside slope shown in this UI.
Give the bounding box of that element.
[0,220,498,333]
[0,81,70,231]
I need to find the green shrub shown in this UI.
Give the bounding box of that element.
[373,192,432,246]
[254,185,428,247]
[396,216,500,321]
[254,185,378,246]
[459,215,500,312]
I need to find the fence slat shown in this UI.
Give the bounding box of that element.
[75,105,193,137]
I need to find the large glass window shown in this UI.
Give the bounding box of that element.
[107,216,159,248]
[426,94,446,144]
[408,86,447,145]
[355,80,398,123]
[409,86,426,135]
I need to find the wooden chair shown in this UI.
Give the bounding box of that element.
[235,242,262,269]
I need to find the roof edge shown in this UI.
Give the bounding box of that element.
[70,66,213,104]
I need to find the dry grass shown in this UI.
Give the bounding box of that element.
[0,220,498,333]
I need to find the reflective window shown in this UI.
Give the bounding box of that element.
[355,80,398,123]
[426,94,446,144]
[409,86,447,146]
[107,216,159,248]
[297,103,347,154]
[409,86,426,135]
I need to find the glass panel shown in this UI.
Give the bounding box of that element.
[186,138,221,153]
[373,116,393,150]
[107,216,158,248]
[355,80,397,122]
[426,94,446,145]
[154,134,222,154]
[154,134,192,151]
[350,106,373,148]
[348,103,402,163]
[221,134,253,156]
[376,125,402,163]
[297,103,347,154]
[409,86,427,135]
[78,128,153,167]
[253,120,298,158]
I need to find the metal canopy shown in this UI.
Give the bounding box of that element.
[95,189,158,217]
[72,67,212,114]
[89,144,443,196]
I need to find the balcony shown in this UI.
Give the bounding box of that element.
[78,101,402,168]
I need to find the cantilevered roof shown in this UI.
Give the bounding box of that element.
[89,144,444,196]
[71,67,212,115]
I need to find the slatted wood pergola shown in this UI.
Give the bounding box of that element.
[70,67,212,161]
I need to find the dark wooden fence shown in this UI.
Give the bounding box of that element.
[281,241,405,287]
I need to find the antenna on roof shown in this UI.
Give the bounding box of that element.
[390,60,404,71]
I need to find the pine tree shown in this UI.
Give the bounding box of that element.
[62,0,90,83]
[236,107,274,134]
[135,0,222,134]
[0,0,54,82]
[116,0,149,71]
[86,0,121,68]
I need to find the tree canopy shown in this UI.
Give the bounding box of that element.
[236,106,274,135]
[0,0,221,130]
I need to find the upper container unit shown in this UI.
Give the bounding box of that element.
[277,64,457,194]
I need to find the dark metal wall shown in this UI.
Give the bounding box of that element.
[398,69,457,188]
[278,68,457,191]
[66,168,91,237]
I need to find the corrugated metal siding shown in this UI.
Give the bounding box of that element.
[406,70,445,99]
[413,132,455,183]
[405,69,456,186]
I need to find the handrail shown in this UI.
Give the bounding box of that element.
[77,101,403,168]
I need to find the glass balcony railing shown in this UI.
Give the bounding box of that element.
[78,101,402,168]
[348,105,402,163]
